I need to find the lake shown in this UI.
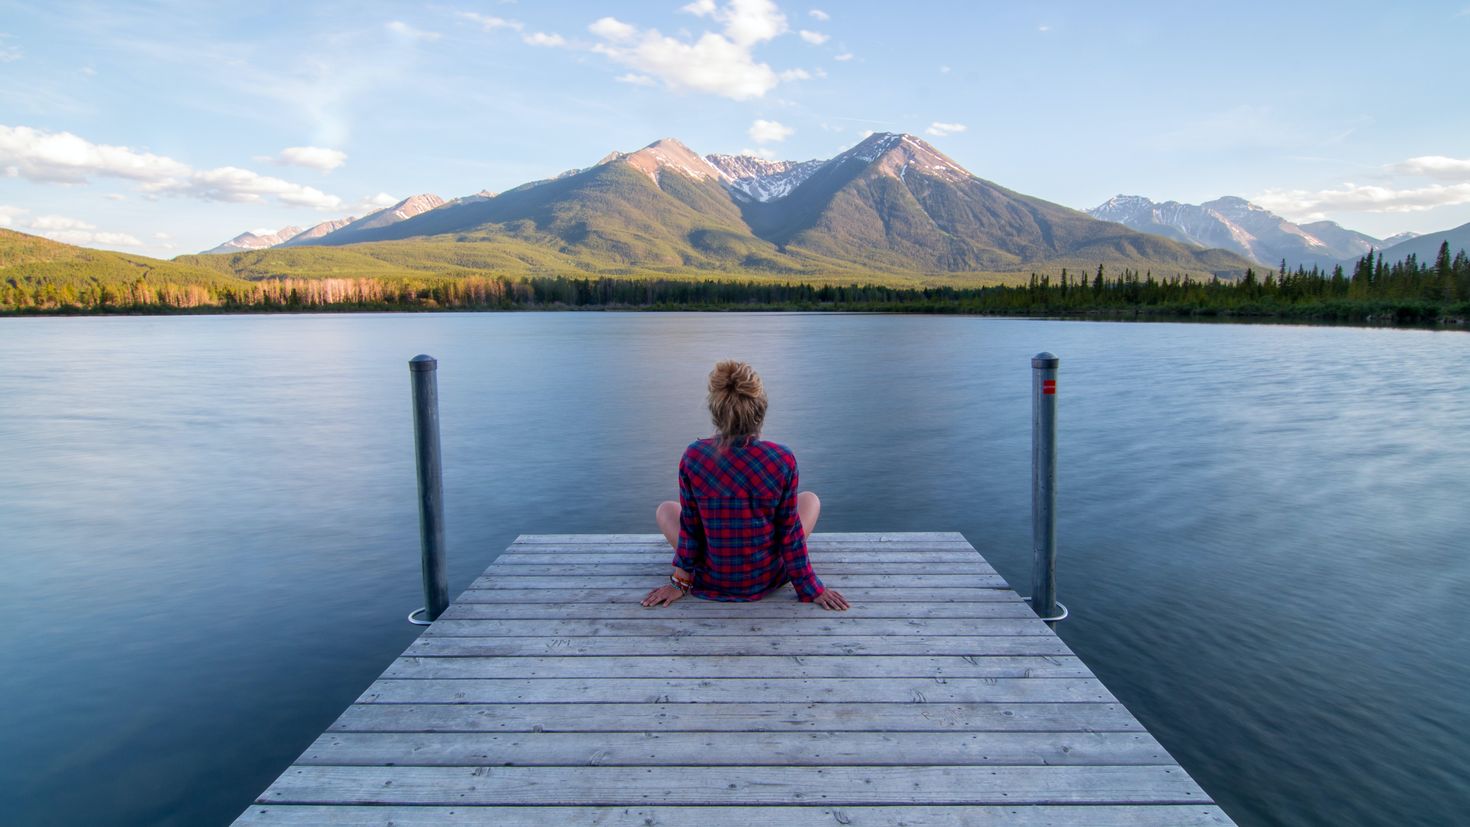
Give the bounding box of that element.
[1,313,1467,826]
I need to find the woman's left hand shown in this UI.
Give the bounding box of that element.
[641,584,686,608]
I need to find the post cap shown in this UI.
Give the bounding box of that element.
[1031,352,1059,369]
[409,354,438,372]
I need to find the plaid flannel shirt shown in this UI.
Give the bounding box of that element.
[672,437,825,602]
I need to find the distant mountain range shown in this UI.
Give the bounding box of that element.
[1086,195,1422,269]
[1360,221,1470,266]
[194,133,1255,277]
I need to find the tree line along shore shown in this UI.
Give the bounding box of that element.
[4,245,1468,326]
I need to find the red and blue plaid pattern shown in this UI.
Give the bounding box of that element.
[673,437,824,602]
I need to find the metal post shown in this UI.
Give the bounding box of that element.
[410,354,448,623]
[1031,352,1060,627]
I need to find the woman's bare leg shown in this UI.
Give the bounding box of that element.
[798,491,821,537]
[656,500,680,549]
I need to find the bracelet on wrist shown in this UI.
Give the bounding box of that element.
[670,574,692,593]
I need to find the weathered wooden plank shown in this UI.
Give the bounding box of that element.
[329,702,1149,734]
[299,731,1170,767]
[468,574,1010,589]
[484,562,999,576]
[404,635,1075,658]
[235,804,1236,826]
[422,618,1050,638]
[257,765,1209,806]
[497,546,983,558]
[439,602,1035,621]
[383,655,1094,680]
[454,587,1022,604]
[512,532,971,544]
[435,601,1028,620]
[355,677,1118,705]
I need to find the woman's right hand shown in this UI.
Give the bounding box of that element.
[814,588,850,611]
[641,584,686,608]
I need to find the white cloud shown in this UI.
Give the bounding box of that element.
[144,166,342,209]
[739,146,777,159]
[153,231,171,240]
[359,192,399,211]
[11,211,143,248]
[798,30,829,45]
[103,193,127,201]
[1253,182,1470,219]
[615,73,657,86]
[386,21,441,41]
[0,125,344,210]
[0,125,190,183]
[779,68,812,81]
[939,65,951,74]
[833,52,853,61]
[270,146,347,172]
[925,121,967,137]
[0,45,20,63]
[809,9,830,21]
[523,32,566,47]
[749,119,793,144]
[1390,156,1470,181]
[460,12,523,32]
[1038,24,1052,32]
[588,2,791,100]
[589,17,637,41]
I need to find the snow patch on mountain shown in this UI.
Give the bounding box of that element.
[705,153,824,202]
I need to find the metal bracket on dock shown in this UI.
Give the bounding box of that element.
[407,607,432,626]
[1021,599,1069,624]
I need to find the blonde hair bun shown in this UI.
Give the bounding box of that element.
[707,360,768,441]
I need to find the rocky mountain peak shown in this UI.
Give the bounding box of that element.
[604,138,721,183]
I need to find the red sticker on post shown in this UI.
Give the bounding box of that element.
[1043,379,1056,395]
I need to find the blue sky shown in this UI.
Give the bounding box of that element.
[2,0,1468,257]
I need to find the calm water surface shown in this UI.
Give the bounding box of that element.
[1,313,1466,826]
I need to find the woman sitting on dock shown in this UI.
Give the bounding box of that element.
[643,360,850,611]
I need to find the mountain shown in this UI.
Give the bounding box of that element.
[1381,231,1421,248]
[307,194,446,245]
[286,133,1251,276]
[279,217,356,247]
[1088,195,1381,268]
[202,225,302,254]
[1363,221,1470,266]
[705,154,825,202]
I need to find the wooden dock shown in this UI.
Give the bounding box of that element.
[235,532,1234,825]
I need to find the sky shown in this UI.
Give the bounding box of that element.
[2,0,1469,258]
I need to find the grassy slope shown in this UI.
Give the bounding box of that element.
[1,229,251,288]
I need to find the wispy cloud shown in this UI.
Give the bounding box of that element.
[386,21,440,41]
[748,119,793,143]
[1254,154,1470,219]
[4,209,144,247]
[0,33,21,63]
[263,146,347,173]
[799,30,829,45]
[1390,155,1470,181]
[809,9,830,21]
[925,122,967,137]
[460,13,523,32]
[833,52,853,61]
[523,32,567,47]
[1253,182,1470,219]
[0,125,342,209]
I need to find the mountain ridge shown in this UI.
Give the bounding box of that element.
[1088,194,1383,268]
